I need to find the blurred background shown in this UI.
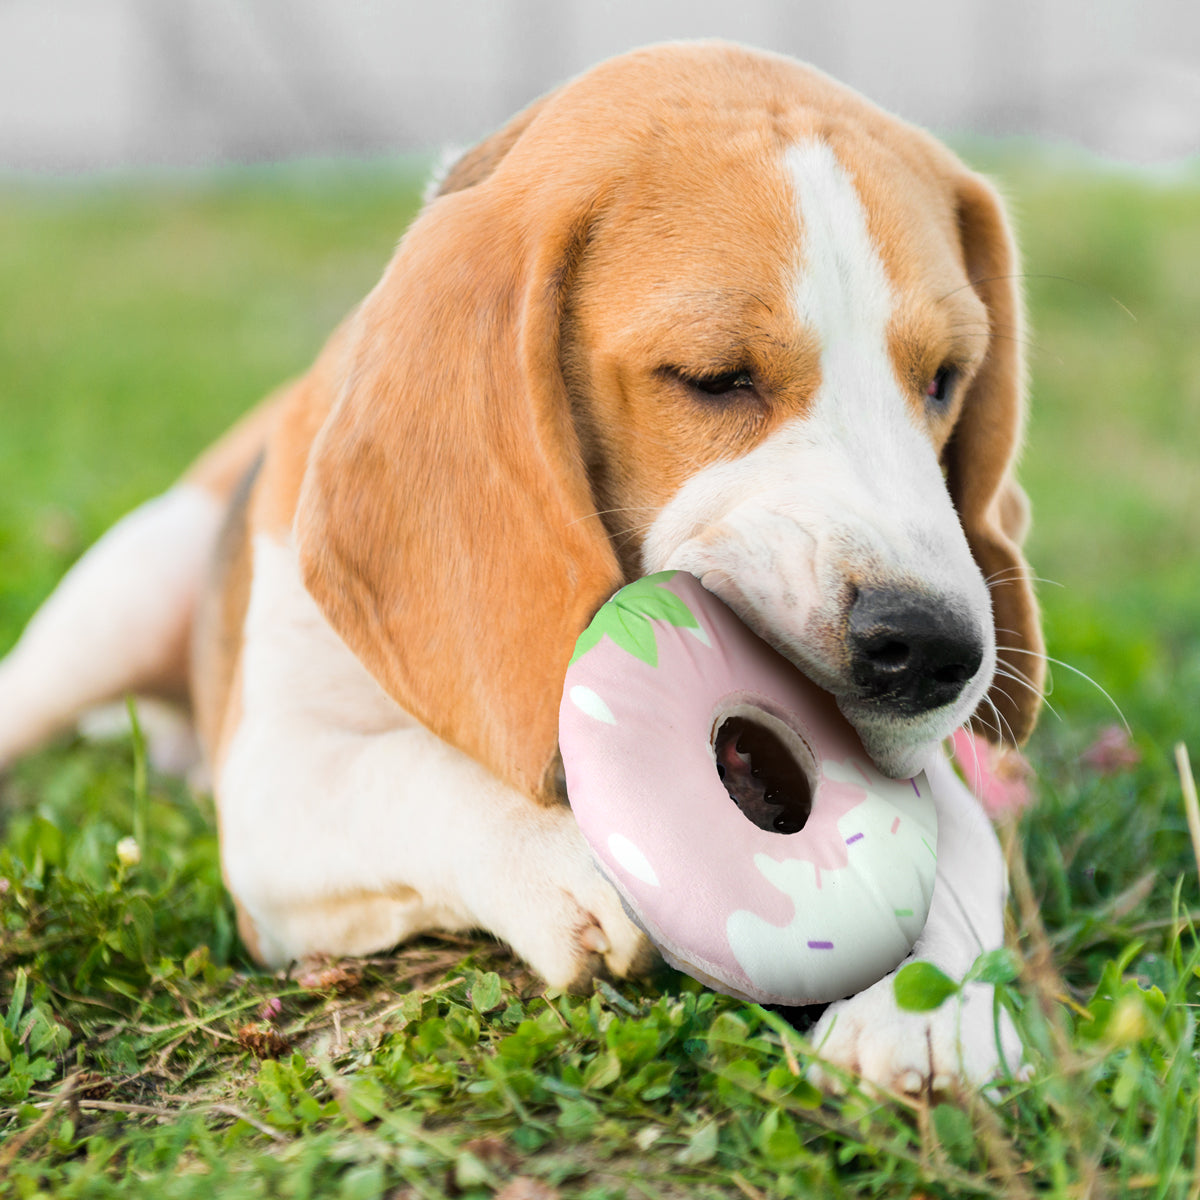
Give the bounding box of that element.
[1,0,1199,172]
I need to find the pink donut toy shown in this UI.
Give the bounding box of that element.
[559,571,938,1006]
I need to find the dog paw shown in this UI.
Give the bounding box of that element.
[808,972,1022,1095]
[559,895,660,993]
[478,813,656,992]
[521,878,657,993]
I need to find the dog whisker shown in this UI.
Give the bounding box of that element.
[989,649,1048,694]
[946,320,1043,356]
[982,693,1019,748]
[994,644,1129,732]
[955,717,986,777]
[991,664,1046,698]
[986,677,1020,718]
[992,666,1060,722]
[568,505,659,529]
[941,272,1137,322]
[984,569,1064,591]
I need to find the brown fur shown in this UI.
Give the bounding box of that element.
[190,454,259,762]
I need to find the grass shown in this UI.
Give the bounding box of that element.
[1,148,1199,1197]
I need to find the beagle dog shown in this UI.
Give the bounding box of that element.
[0,42,1043,1092]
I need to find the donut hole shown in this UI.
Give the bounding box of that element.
[711,706,816,835]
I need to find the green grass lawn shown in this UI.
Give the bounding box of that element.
[0,149,1198,1197]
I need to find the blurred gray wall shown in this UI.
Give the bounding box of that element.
[1,0,1198,171]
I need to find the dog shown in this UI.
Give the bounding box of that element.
[0,42,1044,1093]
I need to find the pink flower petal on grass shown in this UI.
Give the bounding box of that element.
[1081,725,1140,775]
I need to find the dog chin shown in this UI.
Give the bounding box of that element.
[840,704,950,781]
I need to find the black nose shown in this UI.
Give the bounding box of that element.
[847,587,984,715]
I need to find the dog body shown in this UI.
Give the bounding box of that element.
[0,43,1043,1091]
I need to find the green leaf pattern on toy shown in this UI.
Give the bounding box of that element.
[570,571,701,667]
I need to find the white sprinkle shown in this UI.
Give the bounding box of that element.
[607,834,660,886]
[569,685,617,724]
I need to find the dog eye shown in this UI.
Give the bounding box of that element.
[688,369,755,397]
[925,365,957,406]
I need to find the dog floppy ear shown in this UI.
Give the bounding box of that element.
[944,173,1045,747]
[432,96,551,197]
[295,119,620,802]
[945,174,1041,744]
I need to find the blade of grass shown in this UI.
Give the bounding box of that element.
[1177,743,1200,885]
[126,695,149,859]
[1178,743,1200,1200]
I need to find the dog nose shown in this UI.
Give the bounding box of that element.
[847,587,984,714]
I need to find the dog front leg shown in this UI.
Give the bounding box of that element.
[216,535,651,988]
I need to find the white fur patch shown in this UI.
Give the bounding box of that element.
[788,141,894,365]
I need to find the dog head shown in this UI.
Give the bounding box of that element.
[295,42,1043,797]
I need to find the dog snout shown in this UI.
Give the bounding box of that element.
[847,587,984,715]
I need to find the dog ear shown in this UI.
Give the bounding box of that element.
[944,172,1045,746]
[432,96,551,197]
[295,112,620,802]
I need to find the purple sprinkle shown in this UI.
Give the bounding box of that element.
[910,778,921,796]
[845,832,863,845]
[807,940,834,950]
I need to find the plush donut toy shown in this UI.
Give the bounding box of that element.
[559,571,938,1006]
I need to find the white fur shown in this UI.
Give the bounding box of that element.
[643,141,995,779]
[0,485,221,767]
[218,533,645,984]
